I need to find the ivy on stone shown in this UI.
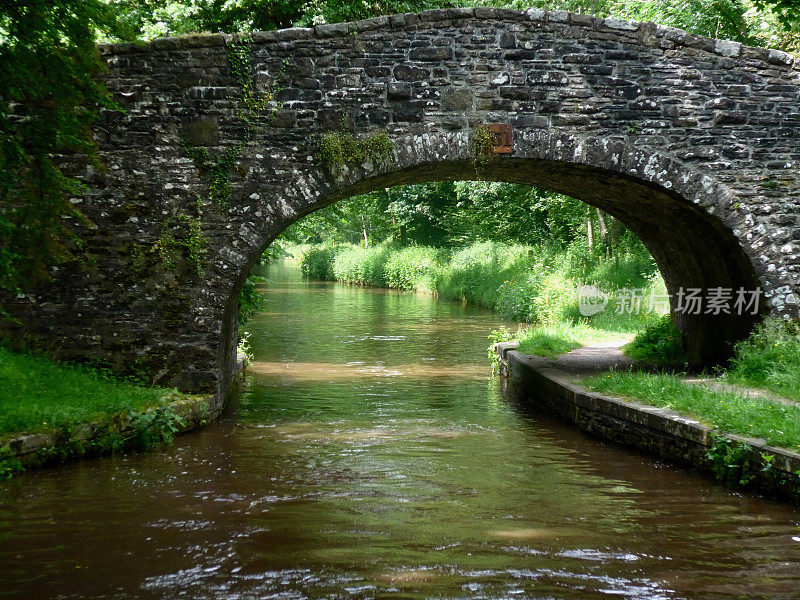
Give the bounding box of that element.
[472,124,494,165]
[0,0,127,307]
[182,142,240,211]
[129,197,207,280]
[226,35,285,132]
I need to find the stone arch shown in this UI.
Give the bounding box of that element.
[4,7,800,400]
[220,129,764,389]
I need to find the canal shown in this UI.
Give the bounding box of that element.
[1,260,798,599]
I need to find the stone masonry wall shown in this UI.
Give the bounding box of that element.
[3,8,799,400]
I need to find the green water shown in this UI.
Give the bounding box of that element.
[1,260,799,599]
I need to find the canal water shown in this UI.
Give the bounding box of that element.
[1,260,799,599]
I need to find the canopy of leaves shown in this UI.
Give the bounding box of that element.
[105,0,798,52]
[280,181,603,250]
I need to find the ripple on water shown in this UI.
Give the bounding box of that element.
[1,261,800,600]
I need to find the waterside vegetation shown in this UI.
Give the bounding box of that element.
[0,346,203,479]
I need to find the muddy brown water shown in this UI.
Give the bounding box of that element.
[1,260,799,599]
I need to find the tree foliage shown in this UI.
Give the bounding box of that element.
[106,0,798,51]
[0,0,124,297]
[279,181,615,253]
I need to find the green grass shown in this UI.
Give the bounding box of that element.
[513,308,663,358]
[517,325,583,357]
[0,347,176,437]
[515,322,632,357]
[585,370,800,451]
[725,317,800,401]
[622,314,686,364]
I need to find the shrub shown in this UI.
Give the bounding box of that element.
[237,274,266,324]
[437,241,530,308]
[496,273,542,322]
[531,273,580,324]
[383,246,441,290]
[726,317,800,400]
[332,245,392,287]
[623,314,686,364]
[300,245,340,280]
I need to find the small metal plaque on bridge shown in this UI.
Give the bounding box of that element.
[489,124,513,154]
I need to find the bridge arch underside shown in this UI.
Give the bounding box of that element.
[245,153,764,380]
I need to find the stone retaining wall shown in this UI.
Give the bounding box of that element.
[494,341,800,503]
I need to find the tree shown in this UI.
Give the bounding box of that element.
[753,0,800,30]
[0,0,125,300]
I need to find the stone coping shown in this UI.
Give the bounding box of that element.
[3,393,218,468]
[493,341,800,500]
[97,8,796,71]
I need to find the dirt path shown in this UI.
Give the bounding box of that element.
[543,340,637,376]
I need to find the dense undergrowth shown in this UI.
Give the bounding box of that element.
[724,317,800,401]
[622,315,687,365]
[295,240,664,334]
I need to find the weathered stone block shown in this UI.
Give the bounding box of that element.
[441,86,474,110]
[409,46,453,61]
[498,31,516,49]
[387,82,412,100]
[183,118,219,146]
[394,64,430,81]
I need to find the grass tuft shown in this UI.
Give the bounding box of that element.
[725,317,800,401]
[622,314,686,364]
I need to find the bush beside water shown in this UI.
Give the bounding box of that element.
[296,240,664,331]
[623,315,687,364]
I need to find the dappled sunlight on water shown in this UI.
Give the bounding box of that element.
[1,260,799,599]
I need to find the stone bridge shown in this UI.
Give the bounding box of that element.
[4,7,800,401]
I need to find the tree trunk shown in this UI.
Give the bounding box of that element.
[361,214,369,246]
[608,214,621,247]
[595,208,608,242]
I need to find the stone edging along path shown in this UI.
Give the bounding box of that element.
[2,356,247,476]
[493,342,800,504]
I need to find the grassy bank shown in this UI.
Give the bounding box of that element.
[724,318,800,401]
[581,316,800,461]
[585,371,800,452]
[293,241,664,346]
[0,347,195,478]
[0,347,178,435]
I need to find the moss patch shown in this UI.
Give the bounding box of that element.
[317,128,393,170]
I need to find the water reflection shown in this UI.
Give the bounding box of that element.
[0,260,798,599]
